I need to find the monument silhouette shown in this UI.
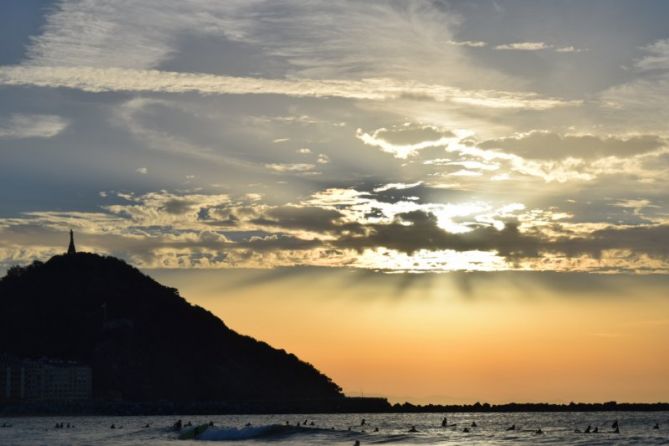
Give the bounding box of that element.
[67,230,76,255]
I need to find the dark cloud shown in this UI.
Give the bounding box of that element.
[162,199,197,214]
[335,210,541,258]
[552,224,669,259]
[480,132,665,160]
[251,206,364,235]
[239,233,323,252]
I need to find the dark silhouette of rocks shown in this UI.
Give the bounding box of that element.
[0,252,343,404]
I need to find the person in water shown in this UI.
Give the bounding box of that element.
[361,418,366,426]
[653,423,660,429]
[353,441,360,446]
[612,420,619,429]
[584,425,591,433]
[471,421,477,427]
[408,426,418,433]
[441,417,447,427]
[535,428,543,435]
[506,424,516,431]
[463,427,470,433]
[173,420,182,431]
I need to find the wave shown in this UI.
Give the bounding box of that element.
[196,424,345,441]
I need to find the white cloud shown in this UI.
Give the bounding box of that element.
[446,40,487,48]
[0,66,579,111]
[555,46,586,53]
[316,154,330,164]
[356,124,459,159]
[373,182,423,192]
[297,148,312,154]
[265,163,316,173]
[636,39,669,71]
[0,114,69,139]
[136,167,148,174]
[495,42,551,51]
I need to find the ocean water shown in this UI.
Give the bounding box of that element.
[0,412,668,445]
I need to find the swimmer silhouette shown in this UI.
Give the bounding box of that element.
[506,424,516,431]
[593,426,599,433]
[441,417,447,427]
[614,426,620,434]
[535,428,543,435]
[653,423,660,429]
[584,425,591,433]
[612,420,619,429]
[471,421,477,427]
[463,427,470,433]
[373,427,379,432]
[361,418,366,426]
[408,426,418,433]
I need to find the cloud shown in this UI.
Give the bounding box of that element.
[0,114,69,139]
[356,124,457,158]
[0,66,579,111]
[598,39,669,128]
[336,210,541,258]
[479,131,666,160]
[265,163,316,173]
[446,40,487,48]
[373,182,423,193]
[555,46,586,53]
[1,188,669,273]
[636,39,669,71]
[136,167,148,174]
[251,206,356,235]
[495,42,551,51]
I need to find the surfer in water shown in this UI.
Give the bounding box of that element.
[408,426,418,433]
[441,417,447,427]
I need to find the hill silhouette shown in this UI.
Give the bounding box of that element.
[0,253,343,403]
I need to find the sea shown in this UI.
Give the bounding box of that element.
[0,412,668,445]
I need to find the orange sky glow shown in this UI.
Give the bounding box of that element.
[154,269,669,404]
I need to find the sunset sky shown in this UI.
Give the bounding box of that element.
[2,0,669,403]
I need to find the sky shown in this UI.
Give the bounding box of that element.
[1,0,669,404]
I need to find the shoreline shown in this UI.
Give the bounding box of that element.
[2,400,669,417]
